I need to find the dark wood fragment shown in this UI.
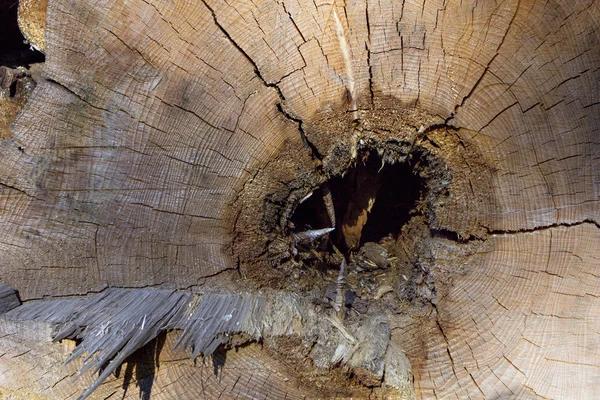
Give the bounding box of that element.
[0,284,20,314]
[356,242,390,270]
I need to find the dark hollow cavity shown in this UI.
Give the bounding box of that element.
[358,160,423,245]
[290,150,424,257]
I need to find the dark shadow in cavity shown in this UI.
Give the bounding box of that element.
[212,345,227,380]
[290,150,425,257]
[359,160,423,245]
[115,332,166,400]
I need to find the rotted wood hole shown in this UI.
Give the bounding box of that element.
[229,100,497,396]
[234,101,494,302]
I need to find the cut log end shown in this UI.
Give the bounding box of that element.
[0,0,599,398]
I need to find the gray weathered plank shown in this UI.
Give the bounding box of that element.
[174,293,265,360]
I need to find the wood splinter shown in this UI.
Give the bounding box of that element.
[322,184,336,228]
[334,258,347,320]
[291,227,335,257]
[291,227,335,245]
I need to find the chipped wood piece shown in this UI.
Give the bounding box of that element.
[325,314,356,345]
[331,342,350,365]
[0,66,16,91]
[373,285,394,300]
[347,317,390,386]
[356,242,390,271]
[324,285,356,309]
[383,344,416,399]
[334,258,347,319]
[299,191,313,203]
[0,284,20,314]
[340,157,382,251]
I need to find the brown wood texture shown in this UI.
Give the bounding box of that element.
[1,0,599,399]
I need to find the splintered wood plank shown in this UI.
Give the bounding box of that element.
[1,289,276,399]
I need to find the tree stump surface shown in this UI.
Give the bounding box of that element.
[0,0,599,399]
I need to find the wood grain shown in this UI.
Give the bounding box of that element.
[0,0,598,398]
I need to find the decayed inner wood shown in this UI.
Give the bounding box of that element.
[1,0,599,399]
[339,151,382,251]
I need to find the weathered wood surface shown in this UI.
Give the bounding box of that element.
[3,0,597,296]
[1,0,599,399]
[400,223,600,399]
